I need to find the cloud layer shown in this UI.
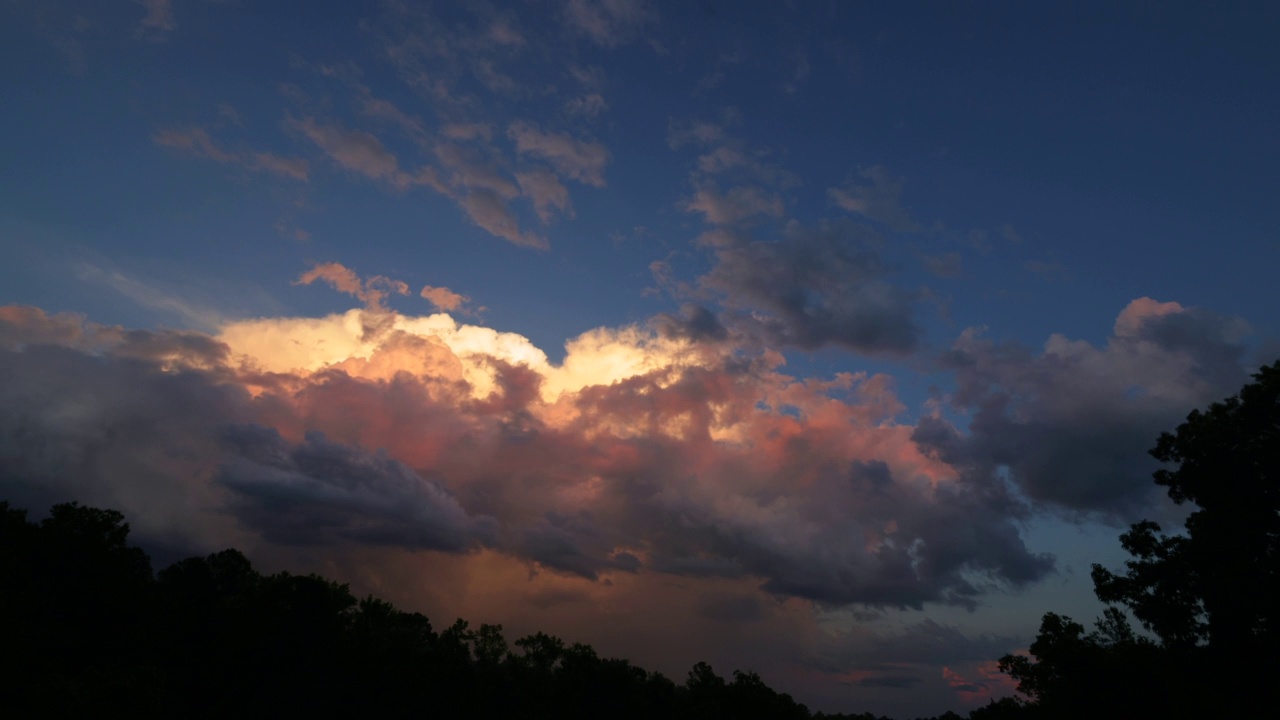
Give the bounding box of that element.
[0,283,1257,713]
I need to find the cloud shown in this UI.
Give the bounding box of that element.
[828,166,920,233]
[462,189,549,249]
[154,127,234,163]
[684,184,785,226]
[516,167,573,223]
[692,221,921,354]
[154,127,309,182]
[0,292,1082,716]
[434,142,520,199]
[420,285,470,313]
[74,263,226,331]
[251,152,310,181]
[562,0,652,47]
[507,122,610,187]
[218,424,492,552]
[138,0,175,34]
[0,289,1054,614]
[667,119,725,149]
[921,252,963,279]
[296,262,409,311]
[565,93,608,119]
[291,117,408,185]
[921,298,1253,516]
[295,262,410,338]
[651,304,729,343]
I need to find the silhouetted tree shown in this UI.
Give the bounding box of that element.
[4,496,998,719]
[1000,360,1280,719]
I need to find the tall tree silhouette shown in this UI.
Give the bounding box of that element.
[1001,360,1280,719]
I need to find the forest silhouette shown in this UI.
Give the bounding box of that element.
[3,361,1276,719]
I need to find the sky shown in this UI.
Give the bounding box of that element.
[2,1,1278,715]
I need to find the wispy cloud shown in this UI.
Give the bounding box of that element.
[507,122,610,187]
[154,126,310,181]
[828,166,921,233]
[74,263,225,331]
[562,0,653,47]
[290,117,406,185]
[137,0,175,36]
[684,184,785,227]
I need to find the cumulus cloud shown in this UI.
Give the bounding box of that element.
[920,298,1254,516]
[0,290,1049,613]
[507,122,610,187]
[692,221,920,354]
[15,286,1193,714]
[828,166,920,233]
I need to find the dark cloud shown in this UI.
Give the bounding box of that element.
[857,675,923,689]
[748,458,1053,609]
[695,220,920,355]
[0,340,250,552]
[925,300,1253,517]
[650,303,729,343]
[217,424,494,552]
[696,592,765,623]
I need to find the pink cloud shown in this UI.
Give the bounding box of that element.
[291,117,407,185]
[421,285,470,313]
[516,166,573,223]
[1113,297,1185,337]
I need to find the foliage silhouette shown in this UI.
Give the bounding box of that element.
[0,496,1009,719]
[998,360,1280,719]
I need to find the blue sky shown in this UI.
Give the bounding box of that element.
[2,1,1278,716]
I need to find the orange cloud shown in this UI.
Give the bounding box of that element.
[420,284,469,312]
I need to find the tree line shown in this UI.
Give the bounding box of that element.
[3,360,1275,718]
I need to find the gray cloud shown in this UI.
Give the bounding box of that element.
[507,122,610,187]
[695,220,920,354]
[828,166,920,233]
[218,424,493,552]
[921,299,1254,517]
